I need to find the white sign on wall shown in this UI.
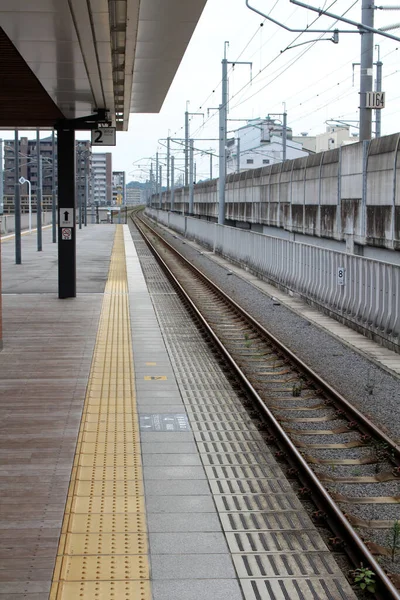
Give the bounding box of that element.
[338,267,345,286]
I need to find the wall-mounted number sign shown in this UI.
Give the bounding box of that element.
[91,127,116,146]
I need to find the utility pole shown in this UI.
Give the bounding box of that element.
[189,139,194,214]
[218,42,252,225]
[14,130,21,264]
[171,155,175,211]
[36,130,42,251]
[150,162,153,206]
[184,104,204,186]
[282,105,287,161]
[236,137,240,173]
[159,165,162,208]
[155,152,159,196]
[167,137,170,191]
[359,0,374,141]
[51,130,56,243]
[375,44,382,138]
[210,153,213,180]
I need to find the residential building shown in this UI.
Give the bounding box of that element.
[126,186,143,205]
[92,152,112,205]
[112,171,126,205]
[3,135,91,214]
[226,117,308,174]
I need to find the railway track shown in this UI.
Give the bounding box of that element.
[130,210,400,599]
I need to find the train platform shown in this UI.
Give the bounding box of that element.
[0,224,358,600]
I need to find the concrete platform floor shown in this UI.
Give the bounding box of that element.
[0,225,115,599]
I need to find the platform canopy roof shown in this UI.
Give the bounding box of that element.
[0,0,207,129]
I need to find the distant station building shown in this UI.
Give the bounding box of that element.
[112,171,126,206]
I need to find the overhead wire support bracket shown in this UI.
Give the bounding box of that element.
[289,0,400,41]
[246,0,352,42]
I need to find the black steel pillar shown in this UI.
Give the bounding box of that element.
[57,127,76,298]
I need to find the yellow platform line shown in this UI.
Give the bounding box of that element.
[50,226,151,600]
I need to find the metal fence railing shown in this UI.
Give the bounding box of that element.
[146,209,400,351]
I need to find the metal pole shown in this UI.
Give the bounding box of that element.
[155,152,159,196]
[36,131,42,251]
[84,150,88,227]
[14,130,21,264]
[27,181,32,233]
[283,107,287,161]
[150,163,153,207]
[0,139,3,215]
[171,155,175,211]
[167,136,170,191]
[185,109,189,186]
[359,0,374,141]
[194,162,196,184]
[84,171,88,226]
[218,56,228,225]
[375,45,382,138]
[159,165,162,208]
[189,139,194,214]
[210,153,213,180]
[52,130,57,242]
[237,137,240,173]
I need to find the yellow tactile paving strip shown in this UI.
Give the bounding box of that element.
[50,226,151,600]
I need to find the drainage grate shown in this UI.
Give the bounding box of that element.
[240,577,354,600]
[214,494,303,513]
[225,530,328,554]
[233,552,342,578]
[220,511,314,532]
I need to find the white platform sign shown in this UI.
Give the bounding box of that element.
[91,127,116,146]
[61,228,72,240]
[59,209,74,227]
[338,267,345,286]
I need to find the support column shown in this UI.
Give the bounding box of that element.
[57,127,76,299]
[36,130,42,252]
[52,130,57,243]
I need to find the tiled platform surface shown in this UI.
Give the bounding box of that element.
[124,228,245,600]
[0,226,115,599]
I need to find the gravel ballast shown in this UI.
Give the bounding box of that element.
[150,219,400,444]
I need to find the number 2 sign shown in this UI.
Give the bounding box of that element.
[91,127,116,146]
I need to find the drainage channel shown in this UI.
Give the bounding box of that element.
[129,226,358,600]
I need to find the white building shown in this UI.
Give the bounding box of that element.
[293,126,359,153]
[226,117,308,174]
[92,152,112,205]
[126,186,143,205]
[112,171,126,205]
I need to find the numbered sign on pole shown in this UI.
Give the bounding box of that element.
[366,92,385,109]
[91,127,116,146]
[338,267,345,286]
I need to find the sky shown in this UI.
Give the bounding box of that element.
[7,0,400,184]
[112,0,400,183]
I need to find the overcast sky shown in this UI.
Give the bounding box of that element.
[112,0,400,183]
[8,0,400,184]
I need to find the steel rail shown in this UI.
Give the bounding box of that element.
[131,212,400,600]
